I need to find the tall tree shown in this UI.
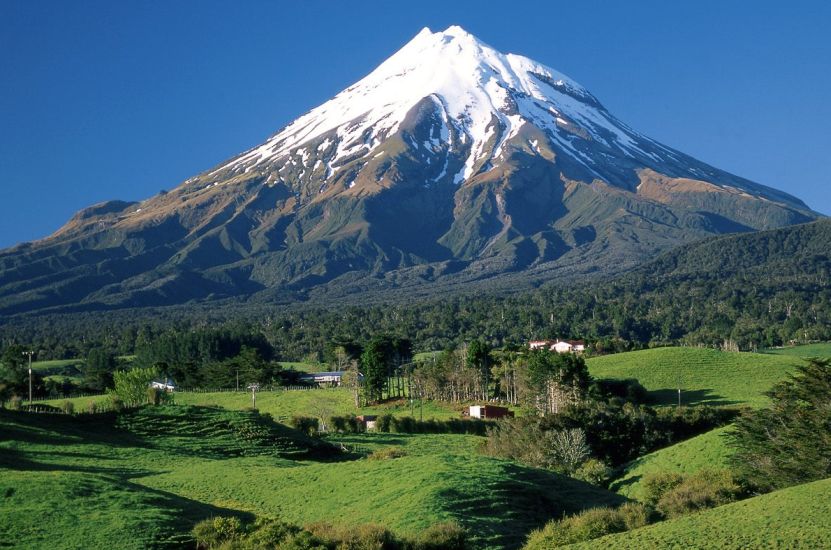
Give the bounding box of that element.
[730,359,831,492]
[84,347,116,391]
[361,338,388,404]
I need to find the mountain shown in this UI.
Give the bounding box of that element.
[0,26,818,315]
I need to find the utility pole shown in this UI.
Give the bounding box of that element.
[23,350,35,405]
[248,383,260,409]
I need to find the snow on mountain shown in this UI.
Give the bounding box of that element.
[216,25,672,184]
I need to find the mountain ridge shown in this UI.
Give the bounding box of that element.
[0,26,818,315]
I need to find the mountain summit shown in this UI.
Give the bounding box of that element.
[0,26,817,314]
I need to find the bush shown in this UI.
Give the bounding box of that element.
[655,469,743,518]
[525,503,652,548]
[306,522,396,549]
[8,396,22,411]
[193,516,244,548]
[412,521,467,550]
[86,401,99,414]
[573,458,613,486]
[642,471,685,506]
[290,416,319,436]
[617,502,652,530]
[60,401,75,415]
[367,447,407,461]
[375,414,393,432]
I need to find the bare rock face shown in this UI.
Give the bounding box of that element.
[0,26,817,314]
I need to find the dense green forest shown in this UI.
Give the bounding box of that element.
[1,220,829,362]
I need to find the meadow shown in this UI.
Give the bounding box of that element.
[0,406,619,549]
[573,477,831,549]
[586,347,802,407]
[610,425,735,501]
[761,342,831,358]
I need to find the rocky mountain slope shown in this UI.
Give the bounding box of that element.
[0,26,817,315]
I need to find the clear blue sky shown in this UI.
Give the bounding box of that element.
[2,1,829,248]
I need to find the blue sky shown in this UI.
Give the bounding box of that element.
[1,1,829,248]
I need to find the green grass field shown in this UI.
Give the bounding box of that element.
[39,387,464,420]
[0,405,619,549]
[762,342,831,358]
[610,425,735,501]
[587,347,801,407]
[570,477,831,549]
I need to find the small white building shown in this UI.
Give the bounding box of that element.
[552,340,586,353]
[300,371,364,387]
[150,379,176,392]
[530,340,587,353]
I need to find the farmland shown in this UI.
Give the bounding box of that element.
[611,425,735,501]
[0,406,620,549]
[586,347,802,407]
[573,477,831,549]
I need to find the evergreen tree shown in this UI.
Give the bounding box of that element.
[730,359,831,492]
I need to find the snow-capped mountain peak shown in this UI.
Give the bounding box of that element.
[217,25,653,183]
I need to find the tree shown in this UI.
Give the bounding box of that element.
[523,350,591,415]
[84,347,115,391]
[0,344,28,401]
[730,359,831,492]
[109,367,159,407]
[361,338,388,404]
[467,340,492,401]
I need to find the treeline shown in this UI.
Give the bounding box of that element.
[3,220,830,360]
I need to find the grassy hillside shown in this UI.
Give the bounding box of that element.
[587,347,801,407]
[762,342,831,358]
[611,426,735,501]
[0,406,618,549]
[570,477,831,549]
[39,387,464,420]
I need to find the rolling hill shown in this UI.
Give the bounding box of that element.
[586,347,802,407]
[569,477,831,549]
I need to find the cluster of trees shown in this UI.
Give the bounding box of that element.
[5,221,831,362]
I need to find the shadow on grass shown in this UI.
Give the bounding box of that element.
[435,462,626,550]
[648,388,740,407]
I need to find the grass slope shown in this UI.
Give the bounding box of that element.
[587,347,801,407]
[610,426,735,501]
[40,388,462,420]
[571,477,831,549]
[762,342,831,358]
[0,406,619,549]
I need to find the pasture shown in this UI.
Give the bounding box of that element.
[572,477,831,549]
[610,425,735,501]
[586,347,801,407]
[0,405,617,549]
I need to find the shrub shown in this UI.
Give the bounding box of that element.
[655,469,743,518]
[573,458,613,486]
[367,447,407,461]
[290,416,319,436]
[375,414,393,432]
[60,401,75,415]
[412,521,468,550]
[306,522,396,549]
[641,471,685,506]
[193,516,244,548]
[86,401,98,414]
[524,503,652,548]
[8,396,22,411]
[617,502,652,530]
[246,517,302,547]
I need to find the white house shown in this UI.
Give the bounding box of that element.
[529,340,587,353]
[150,379,176,392]
[552,340,586,354]
[300,371,364,387]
